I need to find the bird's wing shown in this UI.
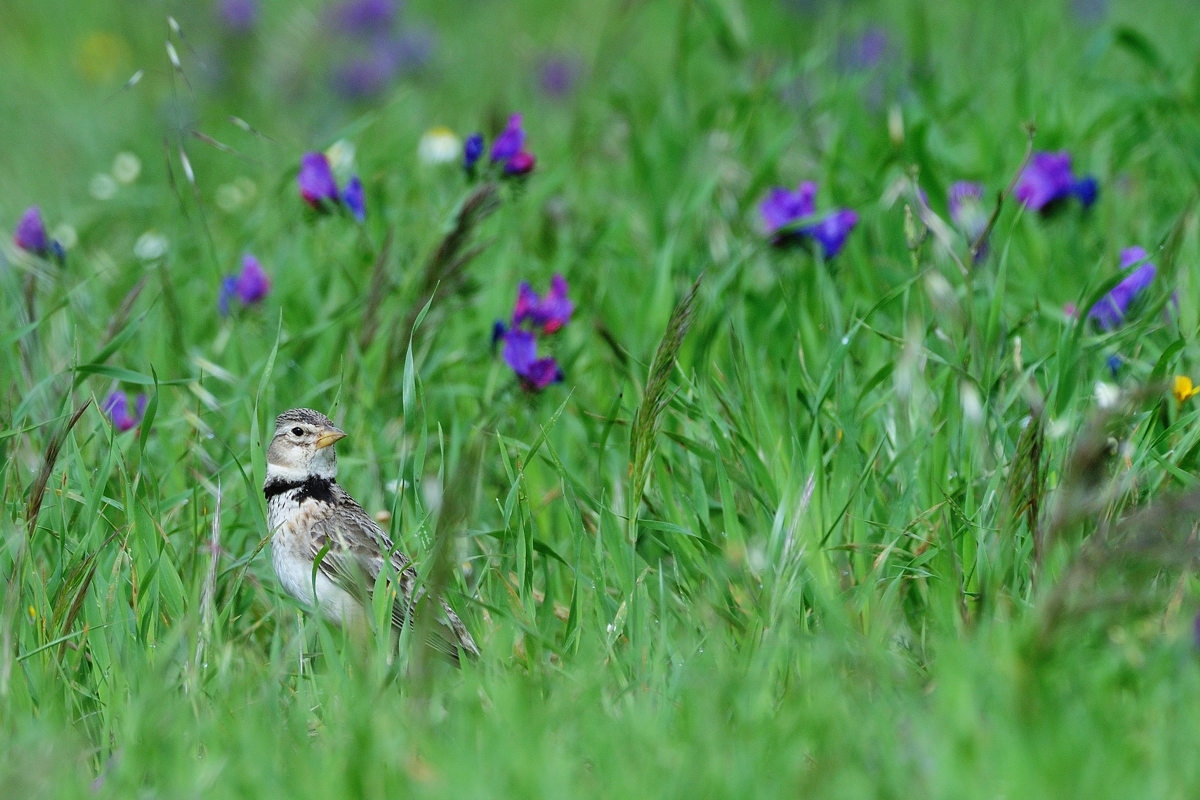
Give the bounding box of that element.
[308,489,479,662]
[307,496,416,607]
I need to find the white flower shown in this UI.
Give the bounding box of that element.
[1094,382,1120,409]
[960,382,983,424]
[325,139,356,178]
[134,231,169,261]
[112,152,141,184]
[89,173,118,200]
[417,127,461,165]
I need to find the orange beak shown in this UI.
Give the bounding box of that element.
[315,426,347,449]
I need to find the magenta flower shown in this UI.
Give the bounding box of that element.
[490,114,526,163]
[759,182,857,259]
[298,153,340,209]
[504,151,536,175]
[493,274,572,390]
[297,152,364,220]
[501,329,563,391]
[512,274,574,333]
[1014,151,1098,213]
[219,254,271,315]
[102,391,147,433]
[1088,247,1156,331]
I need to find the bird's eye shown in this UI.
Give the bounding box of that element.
[291,427,304,436]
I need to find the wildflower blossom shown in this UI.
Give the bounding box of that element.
[493,274,572,391]
[500,329,563,391]
[298,152,340,209]
[948,181,990,257]
[297,152,364,219]
[464,114,536,177]
[1174,376,1199,403]
[1014,151,1098,213]
[463,133,484,171]
[14,207,49,255]
[331,0,397,36]
[759,182,858,259]
[490,114,526,163]
[218,0,258,32]
[836,27,889,72]
[1088,247,1155,331]
[537,54,581,99]
[219,254,271,315]
[418,127,462,165]
[102,391,147,432]
[342,176,366,222]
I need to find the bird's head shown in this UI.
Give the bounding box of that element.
[266,408,346,482]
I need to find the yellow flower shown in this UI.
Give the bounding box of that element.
[1173,376,1199,403]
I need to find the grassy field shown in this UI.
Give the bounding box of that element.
[5,0,1200,796]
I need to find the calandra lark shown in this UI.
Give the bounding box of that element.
[263,408,479,664]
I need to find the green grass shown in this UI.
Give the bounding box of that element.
[5,0,1200,796]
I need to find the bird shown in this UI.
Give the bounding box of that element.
[262,408,479,664]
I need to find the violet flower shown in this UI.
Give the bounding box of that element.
[331,0,398,36]
[464,133,484,171]
[1088,247,1155,331]
[836,28,889,73]
[14,206,49,254]
[501,328,563,391]
[490,114,526,163]
[218,0,258,33]
[759,182,858,259]
[219,254,271,315]
[513,274,574,333]
[1014,151,1098,213]
[949,181,989,260]
[298,153,340,209]
[493,274,573,390]
[537,54,581,100]
[102,391,147,433]
[342,176,366,222]
[297,152,364,220]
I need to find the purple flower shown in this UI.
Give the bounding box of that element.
[760,182,816,235]
[331,0,398,36]
[1014,151,1099,213]
[464,133,484,171]
[513,275,574,334]
[805,210,859,260]
[490,114,526,163]
[218,0,258,33]
[537,54,581,99]
[949,181,990,259]
[1088,247,1156,331]
[333,55,395,100]
[504,151,536,175]
[837,28,889,73]
[501,329,563,391]
[386,27,436,75]
[102,391,147,433]
[220,254,271,315]
[759,182,857,259]
[342,176,366,222]
[14,206,49,255]
[298,152,339,209]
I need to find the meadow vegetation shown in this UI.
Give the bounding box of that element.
[4,0,1200,796]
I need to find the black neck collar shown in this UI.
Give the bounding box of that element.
[264,474,337,503]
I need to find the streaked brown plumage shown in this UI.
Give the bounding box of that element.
[263,408,478,664]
